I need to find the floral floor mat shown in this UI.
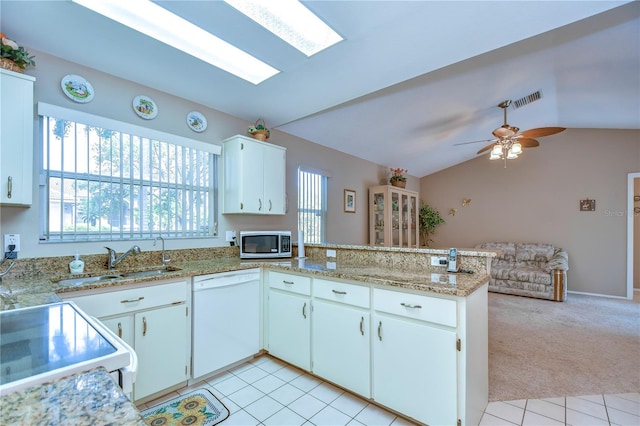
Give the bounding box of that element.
[141,388,229,426]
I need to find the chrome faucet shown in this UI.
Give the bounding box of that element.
[153,236,171,266]
[0,260,15,282]
[105,245,141,269]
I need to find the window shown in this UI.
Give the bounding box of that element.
[39,104,220,242]
[298,168,327,243]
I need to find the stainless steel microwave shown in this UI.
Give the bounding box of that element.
[239,230,292,259]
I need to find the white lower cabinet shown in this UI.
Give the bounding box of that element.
[264,271,487,426]
[61,279,190,402]
[267,272,311,370]
[373,313,457,425]
[312,300,370,397]
[132,303,189,400]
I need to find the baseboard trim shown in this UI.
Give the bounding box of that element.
[567,290,631,300]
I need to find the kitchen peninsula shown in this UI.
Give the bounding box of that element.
[0,244,495,426]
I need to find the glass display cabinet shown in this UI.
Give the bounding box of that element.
[369,185,419,248]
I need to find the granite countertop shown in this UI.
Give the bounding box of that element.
[0,368,145,426]
[2,256,489,307]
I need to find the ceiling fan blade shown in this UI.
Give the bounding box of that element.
[519,127,566,138]
[517,138,540,148]
[477,142,496,154]
[453,138,494,147]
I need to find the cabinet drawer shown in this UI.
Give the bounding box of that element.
[268,271,311,296]
[313,279,370,309]
[373,288,456,327]
[65,280,187,318]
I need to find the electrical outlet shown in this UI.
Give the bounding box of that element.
[4,234,20,259]
[326,249,337,258]
[430,256,447,266]
[4,234,20,253]
[225,230,237,242]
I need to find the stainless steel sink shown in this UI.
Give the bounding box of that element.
[120,267,181,278]
[56,274,124,286]
[55,267,181,287]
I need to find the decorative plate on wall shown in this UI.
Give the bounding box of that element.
[132,95,158,120]
[186,111,207,132]
[61,74,94,103]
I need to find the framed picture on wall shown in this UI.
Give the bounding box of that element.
[344,189,356,213]
[580,199,596,211]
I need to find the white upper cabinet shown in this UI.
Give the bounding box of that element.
[222,135,286,214]
[1,69,35,206]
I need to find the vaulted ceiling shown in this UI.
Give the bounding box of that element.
[2,1,638,177]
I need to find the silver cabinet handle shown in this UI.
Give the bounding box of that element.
[269,200,272,211]
[259,198,262,211]
[302,302,307,319]
[120,296,144,303]
[401,302,422,309]
[142,316,147,336]
[377,320,382,341]
[360,316,364,336]
[117,322,122,338]
[332,289,347,295]
[283,280,294,285]
[7,176,12,199]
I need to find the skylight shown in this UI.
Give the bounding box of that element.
[224,0,343,57]
[72,0,280,84]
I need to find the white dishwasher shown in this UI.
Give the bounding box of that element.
[192,268,261,379]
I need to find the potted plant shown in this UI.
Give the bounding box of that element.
[0,33,36,73]
[418,202,445,246]
[389,168,408,188]
[247,118,270,141]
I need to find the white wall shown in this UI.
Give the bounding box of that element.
[420,128,640,298]
[0,50,420,259]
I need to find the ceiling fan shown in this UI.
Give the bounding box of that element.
[455,100,566,167]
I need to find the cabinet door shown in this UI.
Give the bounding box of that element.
[240,139,265,213]
[262,145,286,215]
[373,314,457,426]
[1,70,34,206]
[134,303,188,400]
[312,300,370,397]
[268,290,310,371]
[100,315,133,347]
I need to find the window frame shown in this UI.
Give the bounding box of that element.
[37,103,221,242]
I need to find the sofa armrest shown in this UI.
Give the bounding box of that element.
[544,248,568,273]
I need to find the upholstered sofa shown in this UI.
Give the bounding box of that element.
[475,242,568,301]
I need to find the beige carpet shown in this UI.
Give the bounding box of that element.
[488,292,640,402]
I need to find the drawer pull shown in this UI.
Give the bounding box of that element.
[142,316,147,336]
[401,302,422,309]
[283,280,294,285]
[360,316,364,336]
[377,321,382,341]
[117,322,122,338]
[332,289,347,295]
[302,302,307,319]
[121,296,145,303]
[7,176,12,199]
[259,198,262,211]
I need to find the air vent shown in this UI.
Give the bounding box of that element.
[512,91,542,109]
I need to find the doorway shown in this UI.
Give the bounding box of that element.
[627,172,640,300]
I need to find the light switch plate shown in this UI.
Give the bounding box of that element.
[326,249,337,258]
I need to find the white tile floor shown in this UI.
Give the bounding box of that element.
[138,355,640,426]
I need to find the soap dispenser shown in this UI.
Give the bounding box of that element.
[69,252,85,274]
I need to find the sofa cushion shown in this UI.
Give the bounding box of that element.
[515,243,555,262]
[491,263,552,285]
[476,242,516,261]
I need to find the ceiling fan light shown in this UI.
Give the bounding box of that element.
[506,150,519,160]
[511,142,523,155]
[489,151,501,160]
[491,145,503,156]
